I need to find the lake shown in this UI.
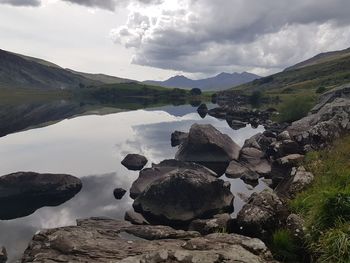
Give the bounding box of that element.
[0,103,266,262]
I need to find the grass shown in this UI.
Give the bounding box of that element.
[271,229,300,262]
[290,135,350,263]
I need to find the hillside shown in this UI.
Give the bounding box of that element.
[144,72,260,91]
[67,69,136,84]
[231,47,350,94]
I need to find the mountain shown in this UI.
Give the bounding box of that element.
[144,72,260,91]
[0,49,136,90]
[231,47,350,94]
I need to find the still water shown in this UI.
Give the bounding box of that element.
[0,104,265,262]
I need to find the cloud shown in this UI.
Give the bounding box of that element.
[61,0,163,10]
[0,0,41,6]
[111,0,350,74]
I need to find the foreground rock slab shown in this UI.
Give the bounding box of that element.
[0,172,82,220]
[121,154,148,171]
[22,218,278,263]
[133,168,234,226]
[175,124,241,174]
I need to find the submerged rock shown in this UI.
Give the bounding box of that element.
[170,131,188,147]
[121,154,148,171]
[113,188,127,200]
[175,124,240,174]
[133,168,234,226]
[22,218,277,263]
[130,159,218,199]
[0,172,82,220]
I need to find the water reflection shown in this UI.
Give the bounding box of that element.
[0,106,264,262]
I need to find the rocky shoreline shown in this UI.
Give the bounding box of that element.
[1,84,349,262]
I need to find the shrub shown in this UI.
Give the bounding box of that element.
[271,229,299,262]
[190,88,202,96]
[277,96,315,123]
[249,90,263,106]
[316,86,326,94]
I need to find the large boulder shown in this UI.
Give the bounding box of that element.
[22,218,277,263]
[175,124,241,174]
[236,189,287,240]
[121,154,148,171]
[130,159,218,199]
[239,147,271,176]
[288,84,350,149]
[0,172,82,220]
[133,169,234,226]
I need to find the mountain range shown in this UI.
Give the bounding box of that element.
[144,72,260,91]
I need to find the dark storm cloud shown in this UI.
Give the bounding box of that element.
[0,0,40,6]
[112,0,350,74]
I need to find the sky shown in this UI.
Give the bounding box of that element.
[1,0,350,81]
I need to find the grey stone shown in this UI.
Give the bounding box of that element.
[121,154,148,171]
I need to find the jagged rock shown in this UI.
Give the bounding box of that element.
[243,133,276,152]
[227,119,247,130]
[225,160,260,185]
[171,131,188,147]
[113,188,127,200]
[22,218,278,263]
[197,104,208,118]
[267,140,301,159]
[275,166,314,198]
[236,189,287,240]
[239,147,271,176]
[0,247,7,263]
[288,84,350,148]
[133,168,234,226]
[286,214,305,240]
[270,154,305,186]
[188,213,232,235]
[0,172,82,220]
[121,154,148,171]
[175,124,241,174]
[277,131,291,141]
[125,210,149,225]
[130,159,218,199]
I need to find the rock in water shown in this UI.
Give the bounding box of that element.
[121,154,148,171]
[170,131,188,147]
[0,172,82,220]
[22,218,277,263]
[113,188,127,200]
[0,247,7,263]
[133,169,234,226]
[197,103,208,118]
[175,124,241,174]
[130,159,218,199]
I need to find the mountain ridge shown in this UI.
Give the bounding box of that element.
[144,71,260,91]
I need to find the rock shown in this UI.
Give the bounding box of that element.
[175,124,241,174]
[236,189,287,240]
[130,159,218,199]
[277,131,291,141]
[239,147,271,176]
[275,166,314,199]
[267,140,301,159]
[225,160,259,184]
[0,172,82,220]
[270,154,305,186]
[208,107,227,119]
[121,154,148,171]
[133,168,234,226]
[227,119,247,130]
[243,133,276,152]
[263,130,277,138]
[286,214,305,241]
[197,103,208,118]
[22,218,277,263]
[188,213,232,235]
[0,247,7,263]
[288,84,350,148]
[171,131,188,147]
[113,188,127,200]
[125,210,149,225]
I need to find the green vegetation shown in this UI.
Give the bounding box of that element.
[271,229,300,262]
[276,95,316,123]
[316,86,326,94]
[249,90,264,107]
[290,135,350,263]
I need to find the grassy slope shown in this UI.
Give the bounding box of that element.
[290,136,350,263]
